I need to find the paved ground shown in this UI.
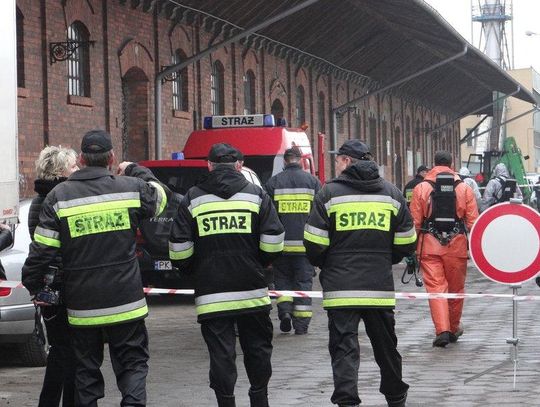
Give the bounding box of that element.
[2,262,540,406]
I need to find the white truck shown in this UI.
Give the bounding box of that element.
[0,0,48,366]
[0,0,19,220]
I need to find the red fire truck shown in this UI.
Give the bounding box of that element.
[137,113,325,288]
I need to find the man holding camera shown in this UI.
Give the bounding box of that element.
[22,129,168,407]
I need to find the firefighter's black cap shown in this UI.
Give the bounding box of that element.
[284,146,302,159]
[81,129,113,154]
[337,139,370,160]
[208,143,242,163]
[417,165,430,174]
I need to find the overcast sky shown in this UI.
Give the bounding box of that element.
[424,0,540,72]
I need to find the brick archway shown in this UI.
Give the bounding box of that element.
[122,67,149,161]
[118,40,153,79]
[271,98,284,120]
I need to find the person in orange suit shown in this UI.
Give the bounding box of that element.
[410,151,479,347]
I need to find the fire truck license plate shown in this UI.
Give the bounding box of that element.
[155,260,172,271]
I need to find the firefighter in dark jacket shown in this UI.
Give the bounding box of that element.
[169,143,284,407]
[265,147,321,334]
[22,130,168,407]
[403,165,429,204]
[304,140,415,407]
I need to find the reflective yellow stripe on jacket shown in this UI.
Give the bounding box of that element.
[259,232,285,253]
[195,288,271,316]
[304,224,330,246]
[189,192,262,217]
[394,226,417,245]
[67,298,148,327]
[322,290,396,308]
[34,226,61,248]
[54,192,141,218]
[149,181,168,216]
[169,241,194,260]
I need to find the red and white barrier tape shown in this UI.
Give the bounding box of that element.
[2,280,539,301]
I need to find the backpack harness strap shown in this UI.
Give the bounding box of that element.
[421,177,465,246]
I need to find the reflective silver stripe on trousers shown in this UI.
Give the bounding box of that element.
[284,240,304,246]
[54,192,140,212]
[304,224,329,238]
[395,226,416,238]
[67,298,147,317]
[188,192,262,213]
[434,218,456,222]
[323,290,395,299]
[293,305,312,311]
[195,288,269,306]
[260,232,285,244]
[324,194,401,211]
[169,241,194,251]
[274,188,315,195]
[34,226,60,239]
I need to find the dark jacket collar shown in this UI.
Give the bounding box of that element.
[198,166,249,199]
[284,163,302,171]
[69,166,113,181]
[331,160,385,193]
[34,178,67,196]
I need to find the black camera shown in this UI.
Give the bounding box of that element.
[34,266,60,305]
[35,286,60,305]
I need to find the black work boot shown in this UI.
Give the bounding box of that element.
[249,387,269,407]
[386,392,407,407]
[216,393,236,407]
[432,331,451,348]
[279,313,292,333]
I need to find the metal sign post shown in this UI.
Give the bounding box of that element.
[464,284,520,388]
[465,201,540,388]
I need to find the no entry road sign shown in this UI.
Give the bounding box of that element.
[469,202,540,284]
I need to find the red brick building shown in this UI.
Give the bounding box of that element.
[15,0,461,197]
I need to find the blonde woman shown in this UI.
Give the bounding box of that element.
[29,146,78,407]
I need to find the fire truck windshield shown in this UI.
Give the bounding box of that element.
[148,166,208,195]
[242,156,277,185]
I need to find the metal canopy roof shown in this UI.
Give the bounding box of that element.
[151,0,536,117]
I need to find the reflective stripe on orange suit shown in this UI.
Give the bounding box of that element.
[409,166,479,335]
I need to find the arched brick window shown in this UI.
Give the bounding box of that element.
[296,85,305,127]
[243,69,256,115]
[211,60,224,115]
[172,49,189,112]
[67,21,91,97]
[16,8,24,88]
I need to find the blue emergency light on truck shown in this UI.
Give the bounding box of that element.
[184,114,323,184]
